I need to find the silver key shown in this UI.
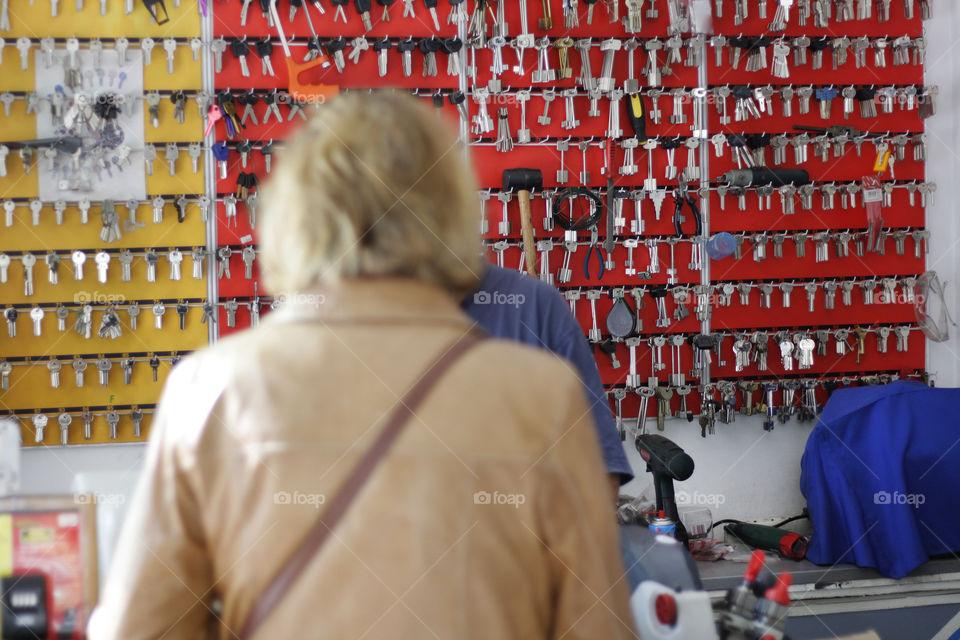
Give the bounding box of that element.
[32,414,48,443]
[94,250,110,283]
[115,36,129,65]
[58,412,71,445]
[105,409,119,438]
[21,252,36,296]
[48,358,62,388]
[95,357,112,386]
[16,37,31,71]
[241,245,256,279]
[131,407,144,438]
[30,306,44,336]
[152,302,166,329]
[168,249,183,280]
[163,38,178,74]
[145,249,159,282]
[140,37,156,66]
[71,250,87,280]
[72,357,87,387]
[127,302,140,330]
[164,143,180,176]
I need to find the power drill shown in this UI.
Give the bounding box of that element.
[635,433,695,544]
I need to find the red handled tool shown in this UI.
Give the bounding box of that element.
[268,1,339,104]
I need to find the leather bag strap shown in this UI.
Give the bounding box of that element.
[238,332,485,639]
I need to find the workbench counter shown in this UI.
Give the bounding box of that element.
[699,555,960,639]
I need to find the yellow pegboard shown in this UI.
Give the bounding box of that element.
[3,359,176,410]
[0,201,207,250]
[142,46,202,90]
[0,0,207,445]
[2,352,179,409]
[2,2,202,39]
[16,411,157,445]
[0,152,39,198]
[0,54,37,93]
[0,304,209,358]
[0,97,41,140]
[0,257,208,305]
[145,156,205,193]
[143,97,206,142]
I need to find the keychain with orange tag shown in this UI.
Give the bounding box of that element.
[873,147,892,174]
[268,1,339,104]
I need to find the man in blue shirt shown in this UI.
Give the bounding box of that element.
[463,265,634,498]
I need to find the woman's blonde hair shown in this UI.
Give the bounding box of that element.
[258,91,483,298]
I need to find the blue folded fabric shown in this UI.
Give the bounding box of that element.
[800,381,960,579]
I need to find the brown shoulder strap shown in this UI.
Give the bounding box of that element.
[238,332,485,639]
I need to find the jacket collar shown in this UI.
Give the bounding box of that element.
[269,278,477,328]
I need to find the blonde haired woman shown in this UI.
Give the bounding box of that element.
[90,92,637,640]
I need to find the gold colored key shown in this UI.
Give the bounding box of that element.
[538,0,553,28]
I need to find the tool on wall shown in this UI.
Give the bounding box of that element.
[625,92,649,143]
[268,1,339,103]
[720,168,811,188]
[553,187,603,232]
[142,0,169,24]
[604,138,617,272]
[502,168,543,277]
[673,175,702,238]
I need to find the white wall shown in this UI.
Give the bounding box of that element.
[14,0,959,532]
[922,0,960,389]
[18,443,145,495]
[621,417,815,522]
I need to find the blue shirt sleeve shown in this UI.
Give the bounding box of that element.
[549,324,634,483]
[463,266,634,483]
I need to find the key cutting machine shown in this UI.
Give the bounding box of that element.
[623,434,795,639]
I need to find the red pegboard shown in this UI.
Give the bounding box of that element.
[207,0,931,421]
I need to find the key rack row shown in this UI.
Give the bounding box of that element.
[9,405,159,446]
[603,367,920,437]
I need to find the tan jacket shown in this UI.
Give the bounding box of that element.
[89,279,638,640]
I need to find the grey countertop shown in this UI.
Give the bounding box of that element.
[696,554,960,591]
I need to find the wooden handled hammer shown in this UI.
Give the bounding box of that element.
[502,168,542,278]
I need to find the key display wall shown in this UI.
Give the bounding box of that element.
[1,0,936,447]
[0,3,208,446]
[209,0,465,329]
[465,0,932,435]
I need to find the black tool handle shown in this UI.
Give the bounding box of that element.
[723,168,810,188]
[635,433,695,481]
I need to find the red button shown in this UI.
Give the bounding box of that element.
[655,593,677,627]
